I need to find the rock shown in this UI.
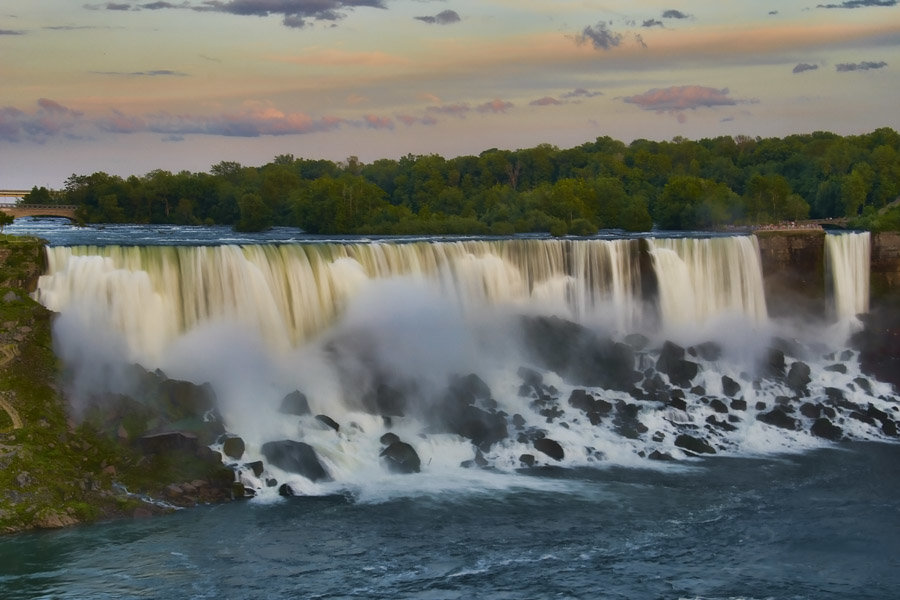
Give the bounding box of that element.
[648,450,675,461]
[709,398,729,414]
[786,361,812,395]
[33,510,79,530]
[519,454,536,468]
[810,418,842,441]
[222,435,245,460]
[656,343,699,388]
[657,341,685,372]
[380,441,421,474]
[674,434,715,455]
[721,376,741,398]
[15,472,31,487]
[866,404,890,423]
[315,414,340,432]
[624,333,649,350]
[244,460,264,478]
[511,414,526,429]
[882,420,898,437]
[279,391,311,416]
[261,440,330,482]
[278,483,295,497]
[652,431,665,442]
[520,316,635,391]
[380,432,400,446]
[824,363,847,374]
[799,403,821,419]
[534,438,564,461]
[848,411,877,426]
[764,348,786,379]
[690,341,723,361]
[449,373,492,403]
[165,484,184,498]
[517,366,544,387]
[668,396,688,411]
[137,431,199,455]
[757,408,797,430]
[730,399,747,411]
[853,377,873,395]
[706,415,737,432]
[690,385,707,396]
[443,404,508,451]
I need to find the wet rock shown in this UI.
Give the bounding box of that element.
[449,373,493,404]
[380,441,421,474]
[519,454,536,468]
[447,405,508,451]
[624,333,649,350]
[810,418,842,441]
[648,450,675,461]
[824,364,847,374]
[799,403,822,419]
[668,396,688,412]
[278,483,295,497]
[786,361,812,395]
[511,414,526,429]
[534,438,565,461]
[656,342,699,388]
[757,408,797,430]
[244,460,264,478]
[764,348,786,379]
[853,377,873,396]
[690,341,723,361]
[521,315,636,391]
[315,414,340,432]
[517,366,544,387]
[690,385,706,396]
[882,420,898,437]
[222,435,245,460]
[261,440,330,482]
[721,376,741,398]
[706,415,737,432]
[866,404,890,423]
[380,432,400,446]
[674,434,715,455]
[652,431,665,442]
[849,411,877,426]
[709,398,729,414]
[279,391,311,416]
[730,399,747,411]
[138,431,199,455]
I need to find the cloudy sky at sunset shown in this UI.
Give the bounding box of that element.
[1,0,898,188]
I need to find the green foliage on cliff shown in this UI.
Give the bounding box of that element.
[59,128,900,233]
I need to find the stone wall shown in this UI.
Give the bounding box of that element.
[754,230,826,319]
[871,232,900,301]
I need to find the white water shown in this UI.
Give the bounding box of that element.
[34,235,893,499]
[825,232,871,324]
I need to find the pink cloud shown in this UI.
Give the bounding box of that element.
[530,96,562,106]
[362,114,394,129]
[426,103,470,118]
[623,85,755,121]
[0,98,83,143]
[476,99,514,114]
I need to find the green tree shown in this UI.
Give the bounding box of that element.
[235,193,272,232]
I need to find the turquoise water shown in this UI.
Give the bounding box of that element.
[2,443,899,599]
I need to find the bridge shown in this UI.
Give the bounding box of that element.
[0,204,78,220]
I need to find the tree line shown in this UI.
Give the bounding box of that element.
[25,128,900,234]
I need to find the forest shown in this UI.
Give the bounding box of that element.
[25,128,900,234]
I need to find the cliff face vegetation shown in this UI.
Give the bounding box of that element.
[0,236,233,535]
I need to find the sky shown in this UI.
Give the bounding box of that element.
[1,0,899,189]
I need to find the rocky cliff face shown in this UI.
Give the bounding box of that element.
[754,230,826,319]
[871,232,900,300]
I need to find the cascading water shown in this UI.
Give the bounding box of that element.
[34,234,896,500]
[825,231,871,324]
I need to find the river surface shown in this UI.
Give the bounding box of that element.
[2,218,898,599]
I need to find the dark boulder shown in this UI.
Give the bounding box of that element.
[222,435,245,460]
[520,316,635,391]
[380,441,421,474]
[674,434,715,455]
[883,420,898,437]
[824,363,847,374]
[657,341,685,372]
[656,342,699,388]
[278,483,295,497]
[764,347,786,379]
[279,391,311,416]
[517,366,544,387]
[315,414,340,432]
[450,373,492,403]
[848,411,877,426]
[757,408,797,430]
[261,440,330,482]
[137,431,199,455]
[786,361,812,395]
[853,377,873,395]
[624,333,649,350]
[706,415,737,432]
[721,376,741,398]
[244,460,264,478]
[709,398,729,414]
[690,341,722,361]
[730,399,747,411]
[810,418,842,441]
[648,450,675,461]
[534,438,565,461]
[446,405,508,450]
[519,454,536,468]
[379,432,400,446]
[799,403,821,419]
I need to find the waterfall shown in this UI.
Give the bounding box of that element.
[825,232,871,323]
[648,236,768,327]
[37,239,647,363]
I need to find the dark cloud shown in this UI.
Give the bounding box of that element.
[84,2,133,9]
[562,88,603,99]
[530,97,562,106]
[817,1,896,8]
[142,1,187,8]
[836,60,888,71]
[476,99,513,114]
[662,9,690,19]
[792,63,819,73]
[623,86,753,121]
[576,22,622,51]
[198,0,386,28]
[642,19,663,27]
[0,99,84,143]
[768,10,778,14]
[415,9,460,25]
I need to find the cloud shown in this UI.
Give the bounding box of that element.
[426,103,470,118]
[93,69,189,76]
[98,109,147,133]
[361,114,394,129]
[835,60,888,70]
[662,9,690,19]
[142,1,187,8]
[144,102,341,136]
[0,29,25,35]
[817,1,896,8]
[623,86,752,121]
[415,9,460,25]
[0,98,84,143]
[84,2,133,9]
[198,0,386,28]
[576,22,623,50]
[530,97,562,106]
[396,114,437,126]
[642,19,663,28]
[792,62,819,73]
[476,99,513,114]
[562,88,603,99]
